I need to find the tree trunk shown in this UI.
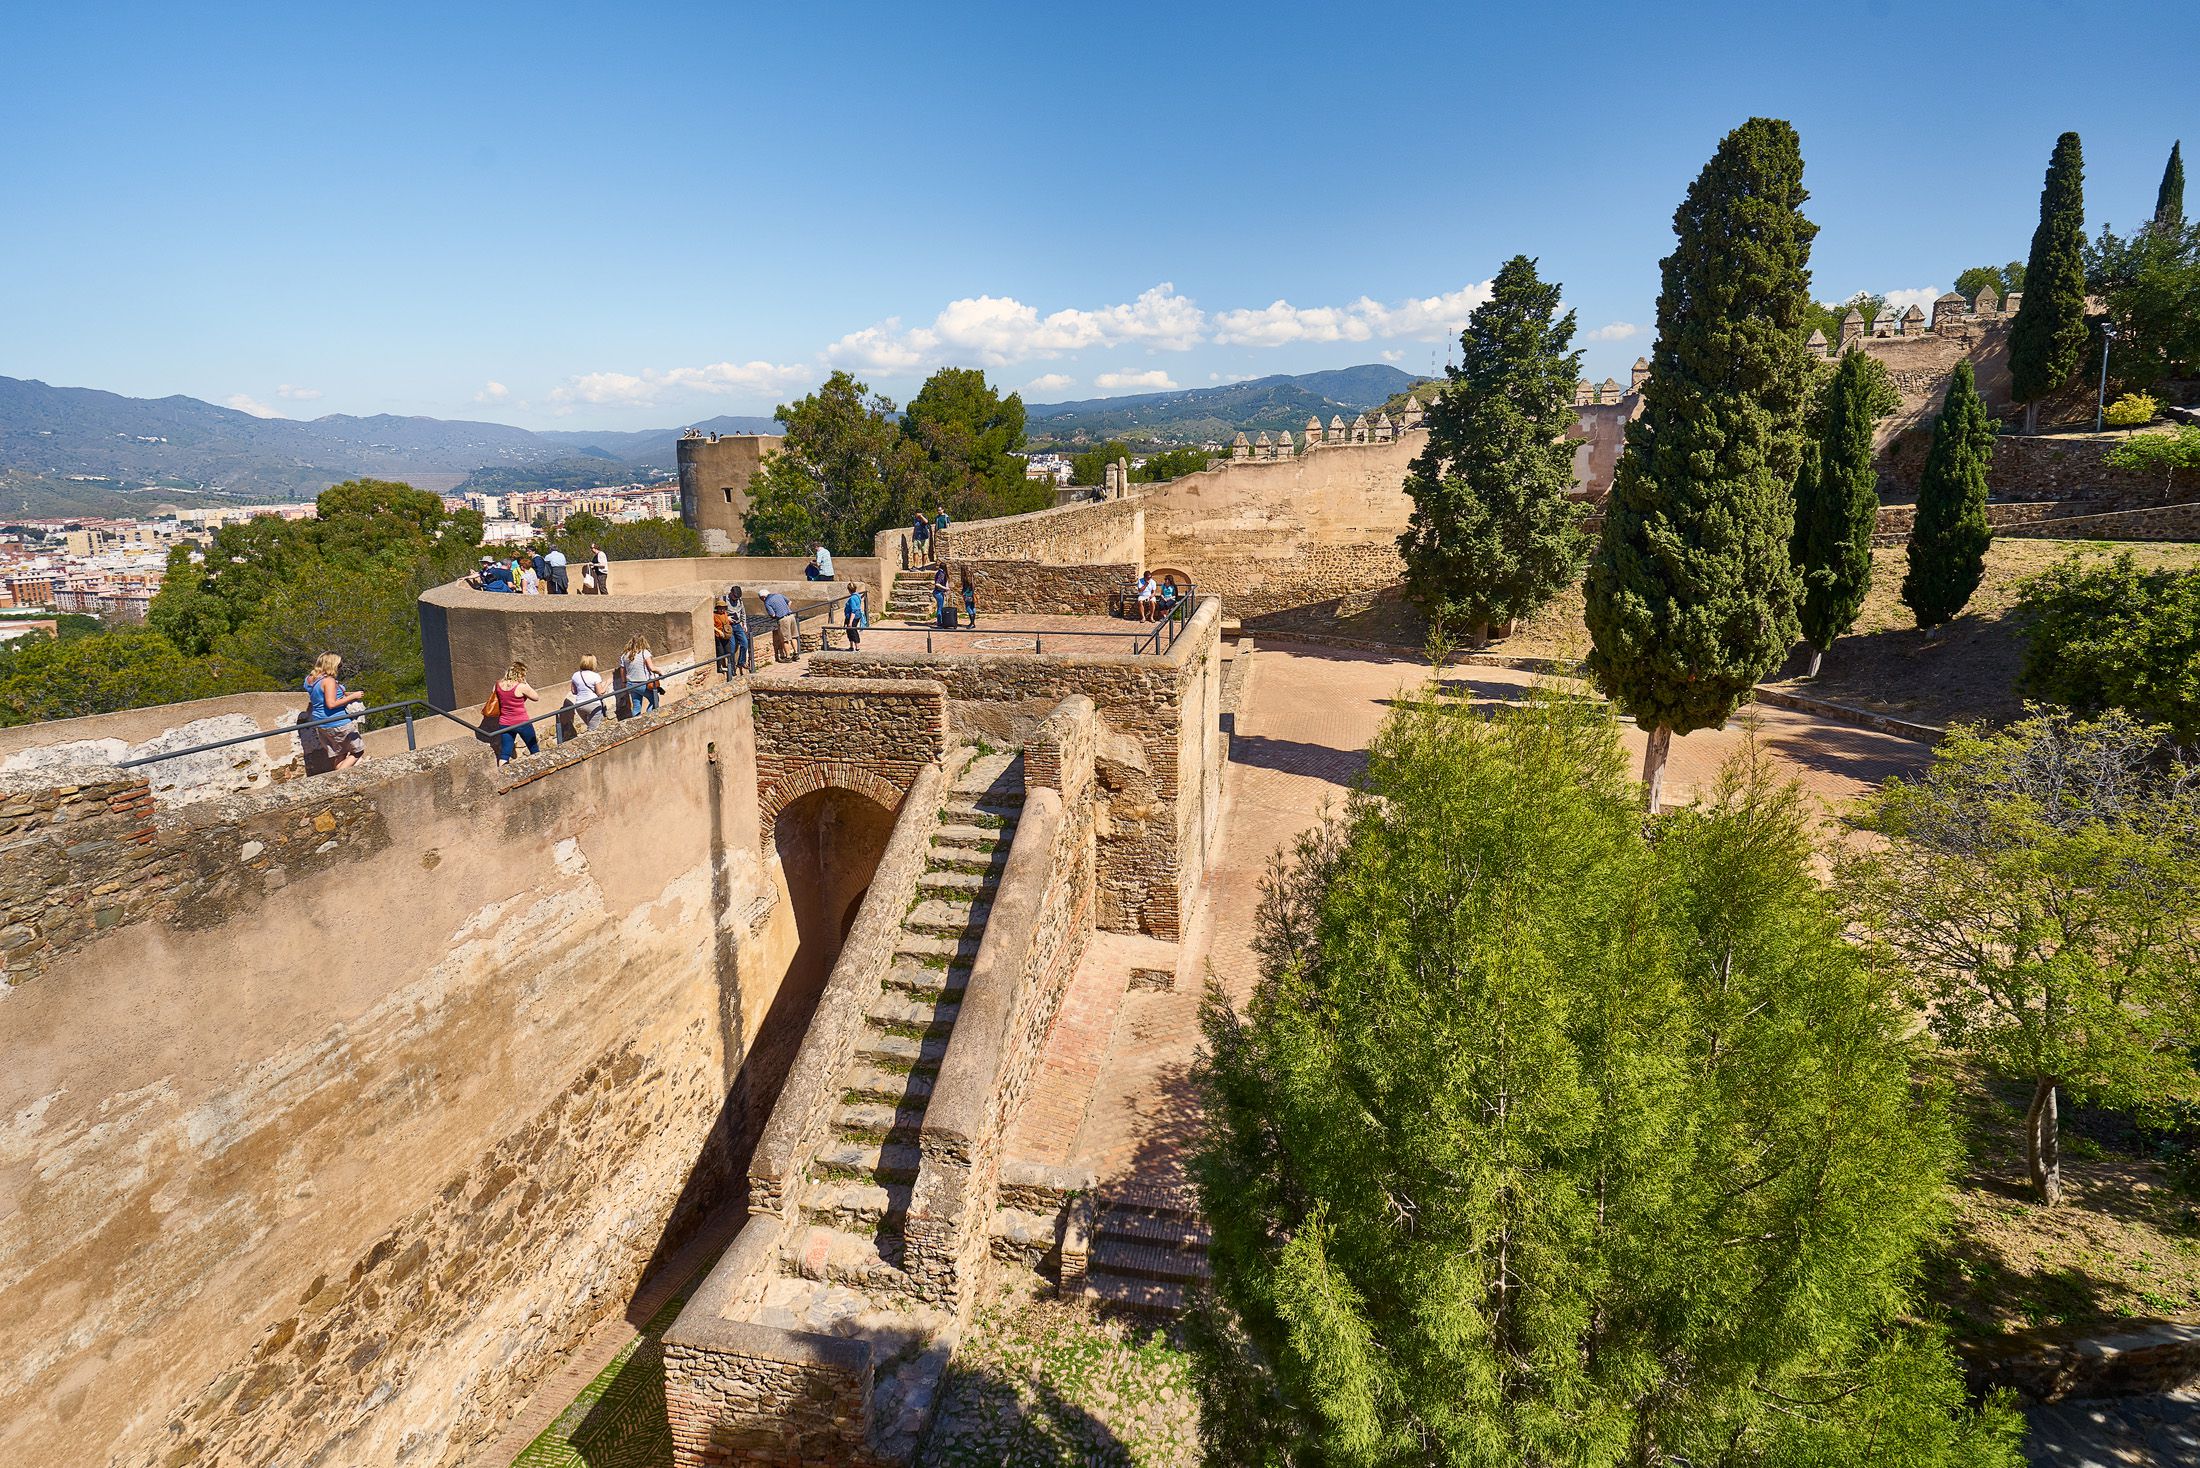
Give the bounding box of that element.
[2025,401,2040,435]
[1468,619,1490,647]
[2025,1077,2063,1205]
[1496,617,1517,640]
[1807,645,1825,679]
[1641,724,1673,814]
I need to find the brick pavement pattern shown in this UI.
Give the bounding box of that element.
[1006,638,1933,1207]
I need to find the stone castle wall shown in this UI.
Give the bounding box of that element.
[929,498,1145,617]
[1136,434,1425,619]
[0,685,798,1468]
[810,599,1224,939]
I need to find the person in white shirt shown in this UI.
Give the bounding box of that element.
[813,543,834,579]
[568,654,607,732]
[518,555,542,595]
[542,545,569,594]
[1135,572,1157,622]
[591,544,610,594]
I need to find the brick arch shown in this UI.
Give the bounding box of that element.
[757,762,907,848]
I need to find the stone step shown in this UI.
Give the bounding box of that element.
[783,1223,911,1290]
[917,868,995,896]
[881,960,969,1000]
[1091,1235,1213,1285]
[955,749,1022,794]
[941,800,1023,828]
[813,1138,921,1184]
[1097,1208,1212,1252]
[841,1062,937,1106]
[927,847,1006,876]
[990,1206,1061,1258]
[833,1099,929,1140]
[1084,1272,1189,1315]
[931,822,1007,852]
[868,992,960,1032]
[893,933,983,966]
[905,899,987,939]
[856,1030,952,1069]
[802,1179,911,1230]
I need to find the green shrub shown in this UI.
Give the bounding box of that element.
[2104,392,2160,428]
[2016,551,2200,741]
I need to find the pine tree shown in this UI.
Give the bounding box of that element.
[2008,132,2089,433]
[1902,360,1994,631]
[1794,351,1895,676]
[1397,255,1587,641]
[1585,118,1815,811]
[2156,140,2186,232]
[1189,688,2023,1468]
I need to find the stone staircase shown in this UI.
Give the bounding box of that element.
[744,748,1026,1459]
[889,566,942,626]
[1086,1199,1212,1313]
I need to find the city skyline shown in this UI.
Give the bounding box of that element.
[4,0,2195,430]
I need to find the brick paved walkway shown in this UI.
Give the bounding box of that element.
[1004,638,1934,1206]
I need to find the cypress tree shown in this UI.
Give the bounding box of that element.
[1397,254,1587,642]
[1794,350,1895,676]
[1585,118,1815,811]
[1902,360,1994,631]
[2008,132,2089,433]
[2156,140,2185,232]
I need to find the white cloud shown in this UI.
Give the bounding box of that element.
[1881,286,1944,316]
[550,359,813,408]
[828,283,1206,374]
[1586,321,1641,342]
[275,383,321,401]
[1210,281,1495,347]
[1022,373,1075,395]
[1094,369,1178,393]
[225,393,280,418]
[1380,349,1403,362]
[475,380,510,402]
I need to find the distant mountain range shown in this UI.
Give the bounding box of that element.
[0,364,1425,517]
[1024,365,1428,445]
[0,374,780,514]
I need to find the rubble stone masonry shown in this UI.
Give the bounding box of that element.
[0,685,800,1468]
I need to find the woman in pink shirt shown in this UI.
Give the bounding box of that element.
[492,660,540,764]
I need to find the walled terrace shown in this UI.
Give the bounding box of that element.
[0,529,1227,1466]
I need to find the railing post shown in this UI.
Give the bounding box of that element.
[405,711,416,750]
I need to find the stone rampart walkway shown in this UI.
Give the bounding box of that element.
[1004,638,1934,1206]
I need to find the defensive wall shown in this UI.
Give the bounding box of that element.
[0,666,970,1468]
[419,555,883,711]
[812,597,1225,940]
[910,497,1146,617]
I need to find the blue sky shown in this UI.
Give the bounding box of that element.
[2,1,2194,431]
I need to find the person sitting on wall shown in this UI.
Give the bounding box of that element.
[803,556,826,581]
[479,556,513,593]
[812,542,835,579]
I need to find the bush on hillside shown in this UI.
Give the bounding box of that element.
[2017,551,2200,742]
[2104,392,2159,428]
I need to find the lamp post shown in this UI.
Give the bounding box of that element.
[2095,324,2116,433]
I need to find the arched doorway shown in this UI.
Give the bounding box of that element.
[743,785,898,1141]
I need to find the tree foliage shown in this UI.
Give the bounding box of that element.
[1397,254,1588,637]
[1191,686,2020,1468]
[2101,424,2200,497]
[2008,133,2090,422]
[900,367,1047,520]
[543,512,702,563]
[0,626,277,727]
[2157,139,2185,232]
[147,478,483,709]
[1844,710,2200,1204]
[1954,263,2026,303]
[744,367,1048,553]
[2017,551,2200,742]
[1586,117,1815,804]
[1800,290,1887,346]
[1793,351,1897,666]
[1066,441,1214,486]
[1902,361,1995,630]
[2086,221,2200,393]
